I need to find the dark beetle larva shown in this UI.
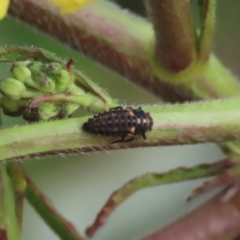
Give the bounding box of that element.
[82,106,153,143]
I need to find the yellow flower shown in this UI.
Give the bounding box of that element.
[0,0,10,20]
[50,0,94,14]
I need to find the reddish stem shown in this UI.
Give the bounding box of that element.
[142,185,240,240]
[24,174,85,240]
[145,0,197,71]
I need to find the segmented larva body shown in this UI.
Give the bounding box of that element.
[82,106,153,143]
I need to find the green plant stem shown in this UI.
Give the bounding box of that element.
[5,1,240,162]
[0,164,21,240]
[24,175,84,240]
[2,98,240,161]
[197,0,216,62]
[7,163,26,230]
[0,109,7,238]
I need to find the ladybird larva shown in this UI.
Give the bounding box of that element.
[82,106,153,143]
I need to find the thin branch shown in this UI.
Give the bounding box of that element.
[188,165,240,201]
[197,0,216,62]
[86,158,234,237]
[24,174,85,240]
[7,163,26,230]
[0,104,21,239]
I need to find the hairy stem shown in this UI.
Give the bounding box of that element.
[145,0,197,71]
[2,98,240,161]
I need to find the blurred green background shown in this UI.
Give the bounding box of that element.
[0,1,239,239]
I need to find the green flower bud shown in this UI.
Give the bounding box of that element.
[11,64,39,90]
[27,61,43,72]
[11,64,32,82]
[40,77,56,93]
[0,78,26,100]
[38,103,61,120]
[55,69,73,92]
[44,62,63,75]
[32,71,47,85]
[27,61,46,85]
[0,96,26,116]
[1,95,24,112]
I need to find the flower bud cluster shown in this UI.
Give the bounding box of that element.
[0,60,84,120]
